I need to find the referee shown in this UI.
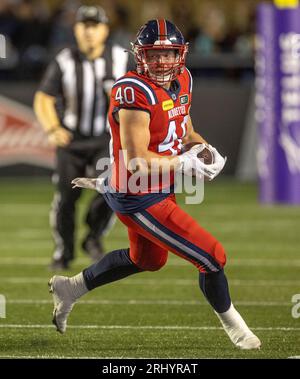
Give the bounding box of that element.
[34,6,129,270]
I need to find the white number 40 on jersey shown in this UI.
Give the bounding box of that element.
[115,87,135,104]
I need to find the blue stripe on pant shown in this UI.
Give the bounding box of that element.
[130,210,221,273]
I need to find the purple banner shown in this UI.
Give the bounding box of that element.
[256,4,300,204]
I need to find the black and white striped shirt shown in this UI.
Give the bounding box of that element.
[39,43,129,139]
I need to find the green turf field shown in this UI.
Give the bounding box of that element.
[0,178,299,359]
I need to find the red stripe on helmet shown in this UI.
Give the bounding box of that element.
[157,19,167,40]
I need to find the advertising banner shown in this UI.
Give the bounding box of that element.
[0,95,54,169]
[257,2,300,204]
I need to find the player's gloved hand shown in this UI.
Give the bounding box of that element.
[178,144,210,179]
[47,127,72,147]
[71,177,105,191]
[205,145,227,181]
[71,177,97,190]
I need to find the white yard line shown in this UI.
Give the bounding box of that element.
[0,204,48,209]
[0,354,156,359]
[0,354,298,359]
[0,257,300,267]
[1,277,300,287]
[4,299,293,306]
[0,355,116,359]
[0,324,299,331]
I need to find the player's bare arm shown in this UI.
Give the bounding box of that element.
[119,108,182,174]
[72,110,222,190]
[34,91,72,147]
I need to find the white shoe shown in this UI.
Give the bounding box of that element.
[236,335,261,350]
[215,304,261,350]
[48,275,76,334]
[221,323,261,350]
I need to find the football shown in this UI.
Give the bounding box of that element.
[181,142,214,165]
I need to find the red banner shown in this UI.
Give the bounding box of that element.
[0,95,55,168]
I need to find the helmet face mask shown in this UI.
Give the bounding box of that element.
[132,20,189,86]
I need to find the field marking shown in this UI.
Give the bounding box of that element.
[0,324,299,331]
[0,355,125,359]
[0,242,52,249]
[2,201,299,211]
[4,299,293,306]
[0,354,165,359]
[0,257,300,267]
[0,235,298,251]
[0,204,49,209]
[0,355,257,359]
[1,277,300,287]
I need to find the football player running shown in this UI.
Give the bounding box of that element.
[49,19,261,350]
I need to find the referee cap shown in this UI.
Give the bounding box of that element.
[75,5,108,24]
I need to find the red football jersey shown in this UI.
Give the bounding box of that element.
[108,68,193,193]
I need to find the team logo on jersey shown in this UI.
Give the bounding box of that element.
[180,94,189,105]
[162,99,174,111]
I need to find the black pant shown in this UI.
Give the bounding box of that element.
[50,139,113,263]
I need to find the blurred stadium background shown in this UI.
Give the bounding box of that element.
[0,0,299,359]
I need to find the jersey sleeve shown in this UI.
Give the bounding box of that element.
[111,77,158,115]
[38,60,63,97]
